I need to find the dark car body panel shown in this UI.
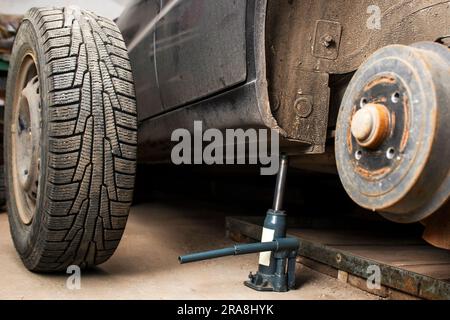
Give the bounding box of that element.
[117,0,163,119]
[118,0,248,121]
[117,0,284,163]
[156,0,247,111]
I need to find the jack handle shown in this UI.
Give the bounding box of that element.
[179,237,299,264]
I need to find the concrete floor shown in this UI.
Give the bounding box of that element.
[0,199,377,300]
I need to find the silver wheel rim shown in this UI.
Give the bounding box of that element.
[11,53,41,225]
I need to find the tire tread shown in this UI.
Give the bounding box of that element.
[20,6,136,271]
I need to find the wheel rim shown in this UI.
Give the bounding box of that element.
[11,53,41,225]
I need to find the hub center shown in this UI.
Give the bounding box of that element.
[351,103,390,149]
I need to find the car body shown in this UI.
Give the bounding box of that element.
[116,0,450,249]
[116,0,449,162]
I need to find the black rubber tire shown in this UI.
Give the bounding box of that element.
[4,7,137,272]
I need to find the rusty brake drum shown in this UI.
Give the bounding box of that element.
[335,42,450,223]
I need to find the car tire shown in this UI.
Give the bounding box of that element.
[4,7,137,271]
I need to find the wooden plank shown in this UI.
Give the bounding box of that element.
[346,274,421,300]
[226,216,426,245]
[297,238,450,300]
[299,257,420,299]
[225,216,450,300]
[289,229,424,246]
[346,273,389,298]
[332,245,450,267]
[398,264,450,281]
[297,256,338,279]
[226,216,261,240]
[226,217,262,240]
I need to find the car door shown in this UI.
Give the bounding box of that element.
[155,0,247,111]
[116,0,164,120]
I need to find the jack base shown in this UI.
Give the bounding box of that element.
[244,272,288,292]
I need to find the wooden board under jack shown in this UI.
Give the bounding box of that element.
[226,216,450,300]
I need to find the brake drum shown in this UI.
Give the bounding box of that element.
[335,42,450,223]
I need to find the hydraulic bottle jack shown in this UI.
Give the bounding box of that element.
[179,154,299,292]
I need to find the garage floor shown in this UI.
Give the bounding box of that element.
[0,197,377,300]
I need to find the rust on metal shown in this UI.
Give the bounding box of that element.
[364,75,397,92]
[422,203,450,250]
[354,165,391,180]
[390,111,397,139]
[399,94,410,152]
[346,107,357,154]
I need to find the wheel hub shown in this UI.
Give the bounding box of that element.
[11,54,41,225]
[336,42,450,223]
[351,103,390,149]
